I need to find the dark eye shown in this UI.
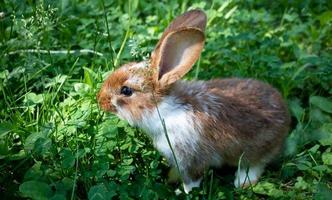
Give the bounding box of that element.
[120,86,133,96]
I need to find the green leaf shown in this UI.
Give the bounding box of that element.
[88,184,107,200]
[322,151,332,165]
[88,183,116,200]
[19,180,52,200]
[123,158,133,165]
[310,96,332,114]
[150,160,159,169]
[318,123,332,146]
[294,177,309,190]
[106,140,117,150]
[34,137,52,155]
[50,194,66,200]
[24,92,44,106]
[74,83,91,95]
[24,162,43,180]
[24,132,46,152]
[317,11,332,25]
[107,169,116,177]
[120,142,131,150]
[0,122,12,138]
[0,69,9,79]
[62,177,74,191]
[101,122,118,139]
[308,144,320,154]
[314,183,332,200]
[83,67,96,87]
[8,150,26,160]
[310,108,331,123]
[253,181,283,198]
[312,165,329,173]
[289,99,305,122]
[45,74,67,88]
[0,140,9,157]
[117,165,135,180]
[60,148,75,169]
[296,160,312,171]
[95,161,109,178]
[284,127,302,156]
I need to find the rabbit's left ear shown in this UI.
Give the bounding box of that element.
[156,28,205,87]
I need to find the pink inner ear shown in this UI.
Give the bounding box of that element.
[159,38,190,79]
[159,34,184,79]
[158,29,204,83]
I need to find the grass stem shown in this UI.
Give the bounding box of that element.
[151,92,182,183]
[5,49,104,57]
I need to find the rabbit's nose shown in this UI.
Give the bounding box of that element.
[97,93,116,112]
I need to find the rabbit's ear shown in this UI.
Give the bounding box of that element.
[155,28,205,87]
[161,9,207,37]
[150,10,206,73]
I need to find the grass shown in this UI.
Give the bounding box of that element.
[0,0,332,199]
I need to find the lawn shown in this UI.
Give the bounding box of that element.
[0,0,332,199]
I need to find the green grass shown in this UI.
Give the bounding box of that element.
[1,0,332,199]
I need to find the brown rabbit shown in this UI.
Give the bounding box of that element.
[97,10,290,193]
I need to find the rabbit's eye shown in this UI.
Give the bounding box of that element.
[120,86,133,96]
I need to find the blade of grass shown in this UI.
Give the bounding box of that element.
[151,92,182,183]
[113,0,133,67]
[71,126,79,200]
[194,57,202,80]
[101,0,115,67]
[208,170,214,200]
[114,29,130,67]
[236,153,245,188]
[5,49,104,57]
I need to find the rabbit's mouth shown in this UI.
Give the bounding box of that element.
[116,108,135,126]
[100,99,117,113]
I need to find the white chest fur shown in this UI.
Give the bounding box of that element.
[137,96,201,164]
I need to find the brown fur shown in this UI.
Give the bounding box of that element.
[97,62,162,121]
[169,79,290,167]
[97,10,290,190]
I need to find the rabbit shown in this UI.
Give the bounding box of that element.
[97,9,290,193]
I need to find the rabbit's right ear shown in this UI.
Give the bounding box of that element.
[150,10,206,86]
[150,9,207,73]
[155,28,205,87]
